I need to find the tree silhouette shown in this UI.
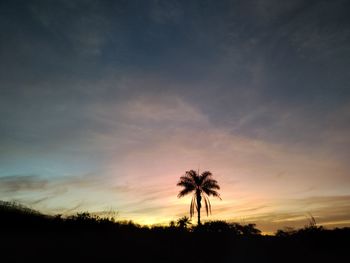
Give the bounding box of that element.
[176,216,191,230]
[177,170,221,225]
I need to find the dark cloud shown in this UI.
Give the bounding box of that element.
[27,196,53,205]
[1,0,349,148]
[60,202,84,215]
[0,175,48,193]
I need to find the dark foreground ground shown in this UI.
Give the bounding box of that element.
[1,202,349,263]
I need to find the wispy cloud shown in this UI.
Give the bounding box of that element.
[0,175,48,193]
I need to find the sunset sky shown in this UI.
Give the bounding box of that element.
[1,0,350,233]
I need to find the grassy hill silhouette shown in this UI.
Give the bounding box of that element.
[1,201,349,263]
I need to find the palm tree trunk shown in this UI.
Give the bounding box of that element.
[196,191,201,225]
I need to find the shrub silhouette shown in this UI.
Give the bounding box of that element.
[275,226,297,237]
[275,215,324,237]
[176,216,192,230]
[198,221,261,235]
[1,200,350,262]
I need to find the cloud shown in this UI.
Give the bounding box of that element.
[253,0,307,23]
[0,0,349,231]
[287,1,350,57]
[0,175,48,193]
[228,195,350,232]
[120,96,208,124]
[28,196,53,205]
[149,0,184,24]
[29,0,112,56]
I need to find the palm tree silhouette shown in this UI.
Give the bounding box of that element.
[177,170,221,225]
[176,216,192,230]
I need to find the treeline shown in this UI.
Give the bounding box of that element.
[0,201,262,234]
[1,200,349,234]
[1,200,350,263]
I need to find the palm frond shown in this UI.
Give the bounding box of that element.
[203,194,211,216]
[190,195,196,218]
[177,187,195,198]
[186,170,200,185]
[177,176,195,187]
[177,180,195,189]
[178,175,195,184]
[199,171,213,184]
[208,195,212,213]
[204,194,212,215]
[177,174,196,198]
[202,179,220,190]
[202,188,221,199]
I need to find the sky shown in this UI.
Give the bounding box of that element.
[1,0,350,233]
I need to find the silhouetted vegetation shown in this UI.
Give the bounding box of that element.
[1,201,349,262]
[177,170,221,225]
[176,216,192,230]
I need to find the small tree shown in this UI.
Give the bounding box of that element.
[177,170,221,225]
[176,216,191,230]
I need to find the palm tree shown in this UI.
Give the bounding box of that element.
[177,170,221,225]
[176,216,192,230]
